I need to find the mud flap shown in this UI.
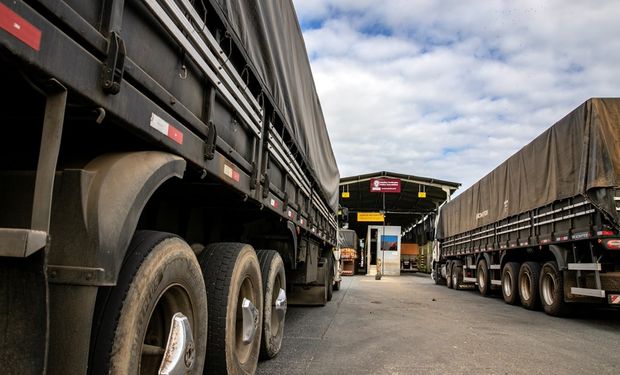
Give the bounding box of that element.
[0,251,48,374]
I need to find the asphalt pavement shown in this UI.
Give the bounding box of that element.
[257,273,620,375]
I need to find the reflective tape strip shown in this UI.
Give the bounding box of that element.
[150,113,183,144]
[223,164,240,182]
[610,295,620,304]
[0,3,41,51]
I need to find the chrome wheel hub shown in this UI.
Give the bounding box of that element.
[241,298,259,344]
[274,288,287,323]
[158,313,195,375]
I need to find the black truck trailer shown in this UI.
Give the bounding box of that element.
[432,98,620,316]
[0,0,339,373]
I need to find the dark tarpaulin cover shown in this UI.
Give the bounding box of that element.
[211,0,340,212]
[437,98,620,240]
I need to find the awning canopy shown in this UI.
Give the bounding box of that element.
[339,171,460,238]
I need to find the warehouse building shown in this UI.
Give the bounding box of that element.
[339,172,459,276]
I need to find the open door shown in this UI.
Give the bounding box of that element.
[367,227,379,274]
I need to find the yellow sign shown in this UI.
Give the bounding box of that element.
[357,212,385,222]
[418,191,427,198]
[342,191,350,198]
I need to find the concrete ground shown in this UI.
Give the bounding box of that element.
[257,273,620,375]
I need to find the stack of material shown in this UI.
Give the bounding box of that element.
[341,248,358,259]
[340,247,357,276]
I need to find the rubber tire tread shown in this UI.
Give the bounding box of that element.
[477,259,490,297]
[452,264,463,290]
[446,261,453,289]
[333,280,341,291]
[502,262,520,305]
[540,261,570,317]
[89,230,207,375]
[256,250,286,360]
[327,256,334,302]
[432,263,445,285]
[199,243,262,375]
[519,261,541,310]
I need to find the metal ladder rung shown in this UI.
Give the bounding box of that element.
[567,263,601,271]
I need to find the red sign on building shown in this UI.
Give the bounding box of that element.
[370,178,401,193]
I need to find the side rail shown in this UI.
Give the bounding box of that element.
[441,193,617,256]
[3,1,336,242]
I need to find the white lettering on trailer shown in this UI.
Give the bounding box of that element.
[476,210,489,220]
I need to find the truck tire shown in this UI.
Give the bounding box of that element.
[256,250,286,360]
[334,280,341,291]
[199,243,263,375]
[333,256,341,291]
[325,257,334,301]
[432,262,445,285]
[519,261,541,310]
[446,261,453,289]
[452,264,463,290]
[90,231,208,375]
[540,261,569,316]
[501,262,520,305]
[477,259,490,296]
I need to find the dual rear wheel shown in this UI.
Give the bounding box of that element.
[91,232,288,374]
[443,257,568,317]
[90,231,208,375]
[502,260,567,316]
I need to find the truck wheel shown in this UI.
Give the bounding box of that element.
[334,280,341,291]
[501,262,520,305]
[540,261,569,316]
[452,264,463,290]
[199,243,263,375]
[477,259,490,296]
[432,262,444,285]
[519,261,540,310]
[91,231,208,375]
[324,257,334,302]
[446,261,453,289]
[256,250,287,360]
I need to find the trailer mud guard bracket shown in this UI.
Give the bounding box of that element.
[47,151,185,285]
[548,245,568,271]
[287,220,298,270]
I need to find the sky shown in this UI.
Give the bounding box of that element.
[291,0,620,192]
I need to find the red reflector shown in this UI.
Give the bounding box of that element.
[604,239,620,250]
[0,3,41,51]
[609,295,620,305]
[598,230,615,236]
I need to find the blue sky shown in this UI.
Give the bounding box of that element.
[292,0,620,192]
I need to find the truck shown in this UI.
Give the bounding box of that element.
[432,98,620,316]
[0,0,339,373]
[337,228,358,276]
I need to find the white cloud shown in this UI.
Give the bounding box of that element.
[293,0,620,192]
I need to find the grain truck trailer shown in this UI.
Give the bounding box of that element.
[0,0,339,373]
[432,98,620,316]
